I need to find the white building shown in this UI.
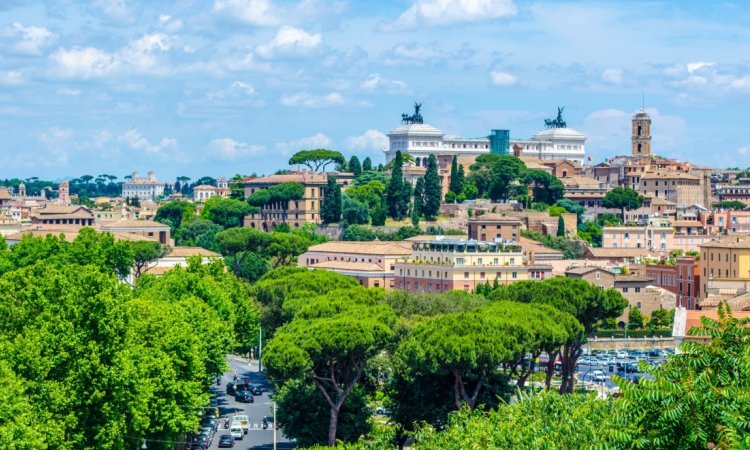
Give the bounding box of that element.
[383,107,586,166]
[122,171,165,201]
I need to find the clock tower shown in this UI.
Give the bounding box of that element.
[631,108,652,157]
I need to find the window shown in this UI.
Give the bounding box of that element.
[622,287,629,293]
[595,272,600,280]
[512,272,517,279]
[635,287,641,293]
[637,302,641,309]
[480,272,485,279]
[464,272,470,280]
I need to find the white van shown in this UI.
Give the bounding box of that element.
[230,425,244,440]
[232,415,250,434]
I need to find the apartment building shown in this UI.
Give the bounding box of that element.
[700,235,750,299]
[297,241,413,289]
[393,237,552,293]
[243,172,328,231]
[644,257,700,309]
[467,214,522,242]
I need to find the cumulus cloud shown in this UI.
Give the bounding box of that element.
[158,14,183,32]
[280,92,344,108]
[276,133,333,155]
[602,68,623,84]
[212,0,346,26]
[6,22,56,55]
[213,0,280,26]
[739,147,749,156]
[49,33,172,78]
[345,130,389,153]
[381,42,474,66]
[256,26,321,58]
[118,129,176,153]
[490,71,517,86]
[383,0,517,31]
[209,138,265,160]
[57,87,81,95]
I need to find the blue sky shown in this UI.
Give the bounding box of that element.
[1,0,749,181]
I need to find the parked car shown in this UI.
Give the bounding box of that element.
[218,434,235,448]
[234,390,254,403]
[249,384,263,395]
[590,370,607,382]
[226,382,235,395]
[616,351,628,359]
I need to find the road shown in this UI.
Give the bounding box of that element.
[207,356,296,450]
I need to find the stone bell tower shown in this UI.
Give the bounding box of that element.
[631,108,652,157]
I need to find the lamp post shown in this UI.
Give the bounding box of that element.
[258,326,263,373]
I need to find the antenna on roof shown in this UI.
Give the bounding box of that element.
[641,90,645,111]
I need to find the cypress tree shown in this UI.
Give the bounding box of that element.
[557,214,566,237]
[386,151,406,220]
[321,176,342,224]
[399,179,412,220]
[422,154,442,221]
[449,156,464,194]
[413,176,425,216]
[348,156,362,177]
[362,157,372,172]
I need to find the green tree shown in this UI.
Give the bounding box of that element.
[615,303,750,449]
[490,277,627,393]
[263,290,395,446]
[342,195,369,226]
[361,157,372,172]
[714,200,747,210]
[647,307,674,329]
[289,149,346,172]
[321,177,342,224]
[130,241,165,278]
[346,181,386,209]
[602,187,644,221]
[229,173,246,200]
[348,156,362,177]
[154,200,195,232]
[413,177,425,216]
[523,170,565,205]
[267,232,312,268]
[215,227,274,276]
[628,306,645,329]
[175,218,224,250]
[422,155,441,220]
[557,214,566,237]
[555,198,585,224]
[200,197,252,229]
[386,151,408,220]
[449,156,464,195]
[370,201,387,226]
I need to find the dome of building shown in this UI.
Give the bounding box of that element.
[532,127,586,141]
[387,123,445,137]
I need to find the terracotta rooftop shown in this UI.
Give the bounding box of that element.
[5,229,158,243]
[34,205,93,215]
[519,237,563,257]
[673,220,703,227]
[305,241,412,256]
[166,246,221,258]
[614,274,655,283]
[310,260,384,272]
[585,247,651,259]
[244,172,327,185]
[700,235,750,249]
[675,308,750,339]
[470,213,522,223]
[641,171,700,180]
[565,266,605,275]
[0,189,11,200]
[193,185,217,190]
[101,219,169,229]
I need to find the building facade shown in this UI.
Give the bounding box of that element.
[243,172,328,231]
[393,237,552,293]
[30,205,95,226]
[122,171,165,201]
[467,214,522,242]
[699,235,750,299]
[631,109,652,157]
[644,257,700,309]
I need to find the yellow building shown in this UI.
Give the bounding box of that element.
[243,172,328,231]
[700,235,750,298]
[394,237,552,293]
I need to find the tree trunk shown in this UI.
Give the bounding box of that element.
[545,350,558,390]
[328,405,339,447]
[559,343,582,394]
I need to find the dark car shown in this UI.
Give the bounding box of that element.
[235,390,254,403]
[226,382,235,395]
[249,384,263,395]
[218,434,235,448]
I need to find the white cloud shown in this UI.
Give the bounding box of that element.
[118,129,176,153]
[158,14,183,32]
[382,42,474,66]
[208,138,265,160]
[50,33,172,78]
[92,130,112,148]
[256,26,321,58]
[0,71,23,85]
[276,133,333,155]
[739,147,749,156]
[92,0,136,24]
[686,61,714,74]
[280,92,344,108]
[384,0,517,31]
[602,68,623,84]
[6,22,56,55]
[38,127,73,166]
[213,0,279,26]
[231,81,256,95]
[345,130,389,153]
[360,73,408,93]
[490,70,517,86]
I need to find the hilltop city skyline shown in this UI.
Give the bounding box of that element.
[1,0,750,180]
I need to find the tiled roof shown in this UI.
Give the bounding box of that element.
[470,214,522,223]
[0,189,11,200]
[519,237,563,257]
[35,205,93,215]
[565,266,604,275]
[682,309,750,337]
[166,246,221,258]
[244,172,327,185]
[673,220,702,227]
[193,185,216,190]
[101,219,169,229]
[641,171,700,180]
[305,241,412,256]
[310,260,384,272]
[615,274,655,282]
[700,235,750,249]
[585,247,651,258]
[5,229,157,243]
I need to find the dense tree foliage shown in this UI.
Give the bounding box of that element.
[321,177,342,224]
[386,151,410,220]
[521,229,588,259]
[200,196,253,228]
[421,155,442,220]
[348,156,362,177]
[175,218,224,250]
[467,154,527,201]
[714,200,747,210]
[246,182,305,208]
[361,157,372,172]
[154,200,196,232]
[289,149,346,172]
[603,187,645,220]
